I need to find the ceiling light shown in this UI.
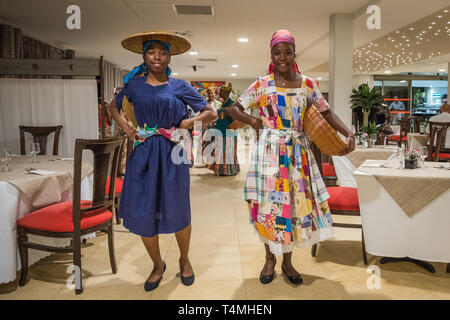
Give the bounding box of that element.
[189,51,198,55]
[384,70,392,74]
[172,72,179,76]
[231,73,237,76]
[317,77,323,80]
[238,38,248,43]
[232,65,239,68]
[438,69,446,72]
[409,27,414,31]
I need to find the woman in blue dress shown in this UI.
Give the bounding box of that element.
[109,30,217,291]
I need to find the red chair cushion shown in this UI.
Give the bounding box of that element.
[327,187,360,212]
[17,200,113,232]
[322,163,337,177]
[386,135,407,141]
[432,152,450,159]
[105,176,123,195]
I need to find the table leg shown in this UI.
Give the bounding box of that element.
[379,257,436,273]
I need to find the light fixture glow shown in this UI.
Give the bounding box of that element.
[172,73,179,76]
[189,51,198,55]
[438,69,446,72]
[231,73,237,76]
[384,70,392,74]
[232,65,239,68]
[238,38,248,43]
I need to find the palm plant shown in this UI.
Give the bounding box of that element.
[350,83,384,126]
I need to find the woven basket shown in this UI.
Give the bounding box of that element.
[303,104,350,156]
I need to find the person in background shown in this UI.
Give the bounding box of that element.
[206,88,222,111]
[389,96,406,123]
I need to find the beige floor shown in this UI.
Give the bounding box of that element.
[1,145,449,300]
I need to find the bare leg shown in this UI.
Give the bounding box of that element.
[141,235,165,282]
[260,244,276,276]
[175,224,194,277]
[282,251,300,276]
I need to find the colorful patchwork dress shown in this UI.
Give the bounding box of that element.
[237,74,333,255]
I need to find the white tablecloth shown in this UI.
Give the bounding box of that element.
[332,147,398,188]
[353,161,450,263]
[0,175,93,284]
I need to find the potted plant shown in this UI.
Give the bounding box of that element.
[405,148,420,169]
[350,83,384,127]
[358,121,380,147]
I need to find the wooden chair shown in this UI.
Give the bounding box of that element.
[427,124,450,162]
[310,144,368,265]
[322,162,338,187]
[106,137,127,224]
[17,138,123,294]
[19,125,63,156]
[386,117,411,147]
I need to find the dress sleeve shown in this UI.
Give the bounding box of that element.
[309,78,329,112]
[115,82,132,111]
[237,78,262,110]
[181,81,208,113]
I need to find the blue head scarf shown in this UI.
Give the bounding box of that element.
[123,40,172,84]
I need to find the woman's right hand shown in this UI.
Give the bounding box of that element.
[124,125,143,143]
[251,118,264,131]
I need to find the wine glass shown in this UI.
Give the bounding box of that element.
[397,146,406,169]
[30,143,40,163]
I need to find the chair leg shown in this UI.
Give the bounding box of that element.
[311,243,318,257]
[107,223,117,274]
[17,230,29,287]
[115,195,121,225]
[73,237,83,294]
[362,229,368,266]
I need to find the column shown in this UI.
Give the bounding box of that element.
[329,13,353,129]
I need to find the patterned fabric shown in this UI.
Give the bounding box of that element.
[238,73,333,255]
[205,98,240,176]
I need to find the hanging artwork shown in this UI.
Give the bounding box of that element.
[191,81,226,99]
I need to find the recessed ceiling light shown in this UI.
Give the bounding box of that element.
[400,80,407,83]
[231,73,237,77]
[438,69,446,72]
[317,77,323,80]
[238,38,248,43]
[189,51,198,55]
[172,73,179,76]
[232,65,239,68]
[384,70,392,74]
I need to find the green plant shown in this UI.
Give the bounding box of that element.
[350,83,384,112]
[350,83,384,126]
[359,121,380,135]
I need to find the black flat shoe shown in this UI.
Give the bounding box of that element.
[181,273,195,286]
[259,257,276,284]
[282,265,303,285]
[144,262,166,292]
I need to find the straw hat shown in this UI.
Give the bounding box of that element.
[121,30,191,55]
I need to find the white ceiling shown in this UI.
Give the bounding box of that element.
[0,0,449,80]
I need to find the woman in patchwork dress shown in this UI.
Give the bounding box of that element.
[230,30,355,285]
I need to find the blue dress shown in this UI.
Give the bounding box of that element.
[115,76,208,237]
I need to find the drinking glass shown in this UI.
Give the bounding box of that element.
[397,146,406,169]
[369,134,377,147]
[0,150,9,172]
[418,146,428,168]
[30,143,40,163]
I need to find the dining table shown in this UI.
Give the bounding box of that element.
[0,155,94,284]
[332,145,398,188]
[353,159,450,273]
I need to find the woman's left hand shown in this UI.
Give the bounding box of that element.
[347,135,356,152]
[179,118,194,130]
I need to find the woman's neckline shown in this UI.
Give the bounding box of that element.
[144,75,170,87]
[270,73,304,90]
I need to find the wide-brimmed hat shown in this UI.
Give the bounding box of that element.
[121,29,191,55]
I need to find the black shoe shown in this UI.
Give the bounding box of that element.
[144,262,166,292]
[282,265,303,285]
[259,257,276,284]
[181,273,195,286]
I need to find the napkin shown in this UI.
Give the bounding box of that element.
[27,170,56,175]
[361,160,385,167]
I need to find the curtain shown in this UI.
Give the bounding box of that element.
[103,60,123,103]
[0,79,98,157]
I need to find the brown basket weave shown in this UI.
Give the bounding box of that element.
[303,104,350,156]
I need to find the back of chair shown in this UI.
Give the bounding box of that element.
[427,125,447,161]
[399,117,412,141]
[19,125,63,156]
[72,138,124,235]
